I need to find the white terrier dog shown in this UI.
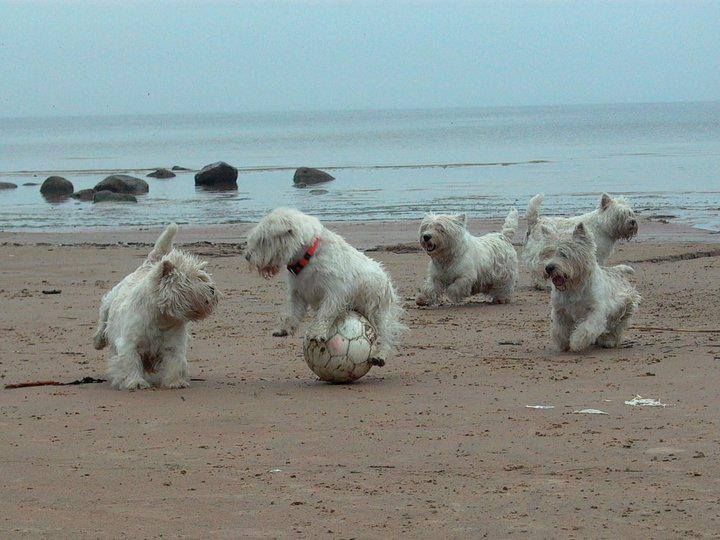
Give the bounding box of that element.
[93,224,219,390]
[415,208,519,306]
[544,222,641,352]
[523,193,638,289]
[244,207,405,366]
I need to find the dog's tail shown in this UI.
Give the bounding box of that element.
[148,223,178,261]
[501,207,519,241]
[526,194,544,233]
[611,264,635,276]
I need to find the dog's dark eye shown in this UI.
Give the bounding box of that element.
[286,229,293,235]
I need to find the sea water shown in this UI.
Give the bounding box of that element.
[1,102,718,231]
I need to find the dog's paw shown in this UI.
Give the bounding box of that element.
[306,331,327,342]
[596,333,620,349]
[445,289,468,304]
[370,357,386,367]
[93,332,107,350]
[569,329,593,352]
[163,378,190,389]
[120,377,151,391]
[306,324,329,342]
[415,294,430,307]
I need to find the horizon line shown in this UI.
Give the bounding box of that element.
[2,99,719,122]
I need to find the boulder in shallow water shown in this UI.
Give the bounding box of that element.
[23,182,39,186]
[293,167,334,188]
[194,161,238,189]
[147,168,176,178]
[40,176,74,196]
[93,190,137,203]
[94,174,149,194]
[70,189,96,201]
[0,182,18,190]
[171,165,192,171]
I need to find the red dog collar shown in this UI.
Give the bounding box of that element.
[288,238,320,276]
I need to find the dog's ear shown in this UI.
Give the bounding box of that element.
[573,222,589,241]
[452,213,467,227]
[161,260,174,278]
[600,193,613,210]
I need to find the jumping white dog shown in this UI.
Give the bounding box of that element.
[544,222,641,352]
[523,193,638,289]
[93,224,219,390]
[416,208,519,306]
[244,208,405,366]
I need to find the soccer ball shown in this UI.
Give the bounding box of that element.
[303,311,378,383]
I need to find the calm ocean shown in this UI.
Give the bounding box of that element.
[1,102,718,231]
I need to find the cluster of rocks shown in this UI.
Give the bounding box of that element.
[19,163,336,204]
[38,174,148,203]
[190,162,334,191]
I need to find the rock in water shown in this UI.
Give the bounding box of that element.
[147,168,176,178]
[171,165,192,171]
[93,190,138,203]
[0,182,18,190]
[40,176,74,196]
[293,167,334,187]
[70,189,96,201]
[194,161,238,189]
[94,175,149,194]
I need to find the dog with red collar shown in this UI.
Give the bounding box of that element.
[245,207,406,366]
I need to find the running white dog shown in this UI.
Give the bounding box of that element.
[544,222,641,352]
[523,193,638,289]
[93,224,219,390]
[244,208,405,366]
[416,208,519,306]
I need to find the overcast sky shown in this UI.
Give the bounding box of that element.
[1,1,719,117]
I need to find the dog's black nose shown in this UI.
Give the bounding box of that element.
[629,219,637,226]
[545,263,556,274]
[422,234,432,242]
[244,252,251,261]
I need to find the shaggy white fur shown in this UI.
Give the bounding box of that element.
[523,193,638,289]
[93,224,219,390]
[416,208,519,306]
[244,207,405,366]
[545,222,641,352]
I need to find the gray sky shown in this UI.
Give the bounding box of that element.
[2,1,719,117]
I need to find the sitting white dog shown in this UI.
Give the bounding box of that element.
[415,208,519,306]
[93,224,219,390]
[544,222,641,352]
[523,193,638,289]
[244,207,405,366]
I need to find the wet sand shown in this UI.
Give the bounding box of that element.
[1,219,719,538]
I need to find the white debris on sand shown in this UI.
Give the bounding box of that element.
[625,395,667,407]
[573,409,609,415]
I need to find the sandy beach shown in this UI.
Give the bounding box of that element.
[1,218,719,538]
